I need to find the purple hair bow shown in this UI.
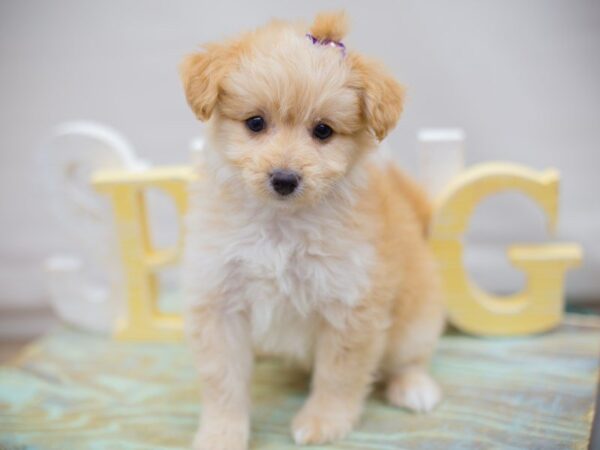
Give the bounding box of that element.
[306,33,346,56]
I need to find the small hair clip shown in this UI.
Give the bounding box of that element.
[306,33,346,57]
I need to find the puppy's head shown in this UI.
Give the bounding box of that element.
[181,12,405,206]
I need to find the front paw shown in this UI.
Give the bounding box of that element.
[192,425,248,450]
[291,400,358,445]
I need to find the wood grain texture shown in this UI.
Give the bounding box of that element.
[1,314,598,449]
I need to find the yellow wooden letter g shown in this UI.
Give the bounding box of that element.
[429,162,582,336]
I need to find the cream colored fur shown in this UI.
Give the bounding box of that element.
[180,11,445,450]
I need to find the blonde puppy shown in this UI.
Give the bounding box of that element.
[180,11,445,450]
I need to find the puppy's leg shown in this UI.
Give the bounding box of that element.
[186,305,253,450]
[386,362,441,413]
[292,308,386,445]
[384,262,445,413]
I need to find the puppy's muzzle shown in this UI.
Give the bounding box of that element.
[270,169,301,196]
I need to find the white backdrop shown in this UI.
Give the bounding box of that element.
[1,0,599,310]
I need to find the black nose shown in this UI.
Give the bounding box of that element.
[270,169,300,196]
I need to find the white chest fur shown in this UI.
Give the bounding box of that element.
[183,175,376,366]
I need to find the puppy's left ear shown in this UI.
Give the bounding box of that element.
[180,43,230,121]
[348,53,406,141]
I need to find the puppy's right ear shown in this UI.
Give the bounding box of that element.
[180,44,228,121]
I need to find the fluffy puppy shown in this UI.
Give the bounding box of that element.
[180,11,445,450]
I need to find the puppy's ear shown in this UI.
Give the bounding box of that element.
[348,53,406,141]
[180,43,230,121]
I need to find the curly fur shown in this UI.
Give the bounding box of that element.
[180,11,445,450]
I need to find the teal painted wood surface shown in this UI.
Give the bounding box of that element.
[1,315,598,449]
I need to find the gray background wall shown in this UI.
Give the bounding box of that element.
[1,0,599,313]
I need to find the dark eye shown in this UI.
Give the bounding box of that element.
[245,116,266,133]
[313,123,333,141]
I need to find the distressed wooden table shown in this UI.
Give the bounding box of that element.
[1,315,598,449]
